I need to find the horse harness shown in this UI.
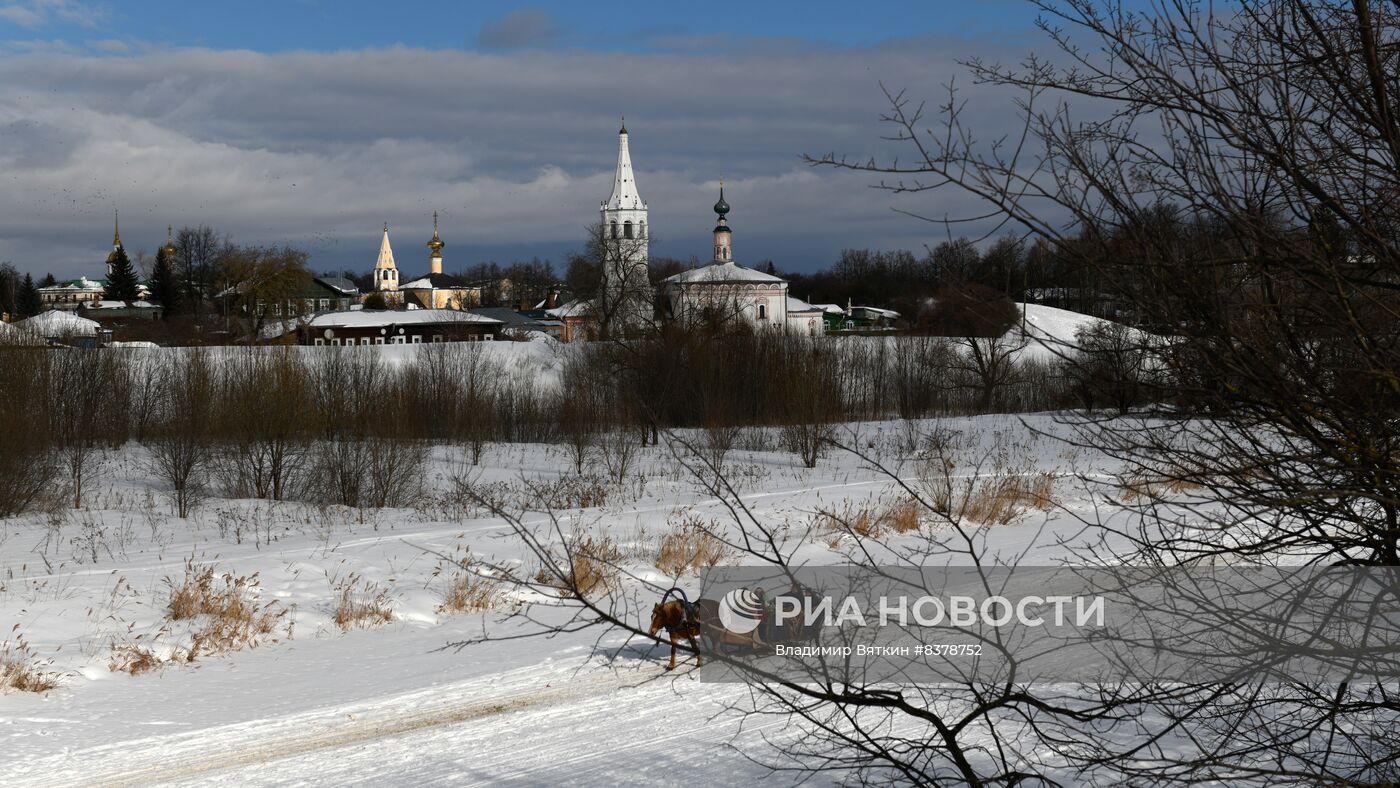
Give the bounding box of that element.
[661,587,700,635]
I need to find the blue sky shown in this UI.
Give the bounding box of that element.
[2,1,1033,54]
[0,1,1090,279]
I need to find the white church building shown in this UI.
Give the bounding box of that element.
[660,187,825,336]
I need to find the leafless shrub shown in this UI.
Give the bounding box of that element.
[536,474,610,510]
[212,350,310,500]
[0,348,58,516]
[598,428,640,486]
[146,350,215,517]
[48,349,123,509]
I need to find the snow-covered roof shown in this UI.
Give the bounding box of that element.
[664,262,785,285]
[316,276,360,295]
[40,276,105,292]
[546,299,593,319]
[305,309,501,329]
[17,310,102,336]
[786,296,823,314]
[812,303,845,314]
[87,300,158,309]
[851,305,900,319]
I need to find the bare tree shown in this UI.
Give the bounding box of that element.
[48,350,119,509]
[585,220,653,339]
[806,1,1400,782]
[147,350,214,518]
[213,349,311,499]
[175,224,226,323]
[218,245,313,342]
[0,347,57,515]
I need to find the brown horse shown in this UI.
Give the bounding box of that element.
[649,599,703,670]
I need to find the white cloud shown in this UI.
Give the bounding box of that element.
[0,0,103,29]
[0,39,1033,278]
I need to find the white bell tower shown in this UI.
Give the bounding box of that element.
[600,119,648,261]
[374,223,399,292]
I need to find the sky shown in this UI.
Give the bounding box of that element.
[0,0,1064,279]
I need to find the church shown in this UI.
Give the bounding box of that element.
[367,215,481,310]
[659,187,825,335]
[571,123,825,337]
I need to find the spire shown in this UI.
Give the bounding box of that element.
[427,211,445,275]
[602,121,644,211]
[377,224,395,268]
[161,225,176,258]
[713,182,733,263]
[375,223,398,292]
[620,115,627,135]
[107,210,125,272]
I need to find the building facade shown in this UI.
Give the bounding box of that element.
[661,191,825,336]
[301,309,502,345]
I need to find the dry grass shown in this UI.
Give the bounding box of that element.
[109,560,289,674]
[821,496,928,540]
[963,472,1057,525]
[332,574,395,631]
[655,516,728,577]
[1119,473,1202,503]
[536,534,625,598]
[438,570,501,615]
[1,630,59,694]
[108,643,164,676]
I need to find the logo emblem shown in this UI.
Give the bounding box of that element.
[718,587,764,634]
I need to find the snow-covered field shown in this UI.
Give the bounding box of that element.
[0,408,1135,786]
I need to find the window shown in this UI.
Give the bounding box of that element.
[411,335,422,344]
[610,221,619,238]
[623,220,633,239]
[638,221,646,238]
[273,302,282,316]
[483,334,493,341]
[391,336,405,345]
[313,338,324,346]
[374,337,384,345]
[432,335,444,343]
[360,337,370,346]
[757,302,768,320]
[331,338,341,346]
[318,298,329,311]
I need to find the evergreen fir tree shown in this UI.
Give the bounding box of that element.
[149,244,181,314]
[16,273,41,317]
[105,246,140,302]
[0,263,16,318]
[38,272,56,288]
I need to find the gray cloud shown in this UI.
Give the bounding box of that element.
[0,36,1038,279]
[475,9,559,51]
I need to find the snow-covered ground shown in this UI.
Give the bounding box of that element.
[0,410,1140,785]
